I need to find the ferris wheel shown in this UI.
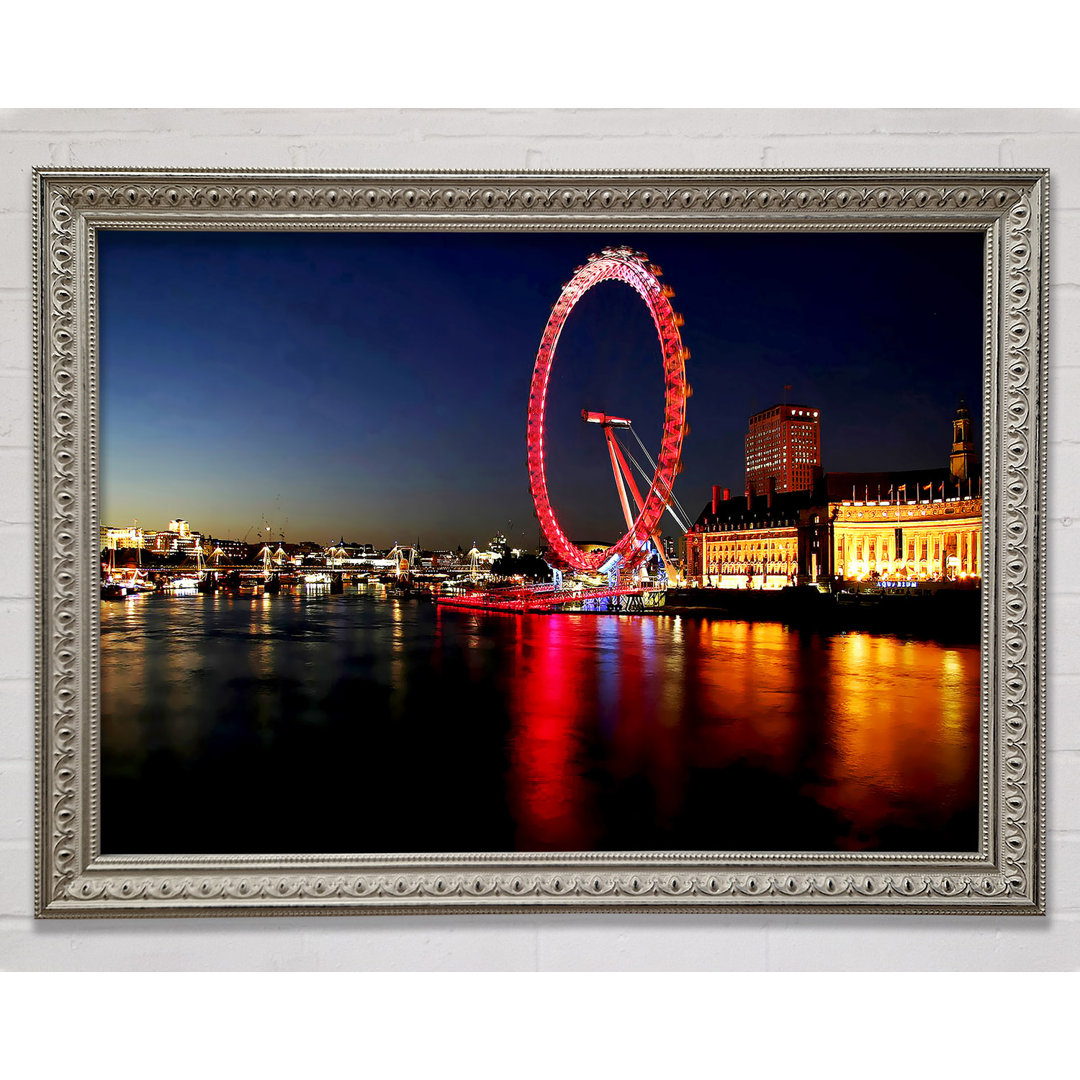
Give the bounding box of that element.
[526,247,690,578]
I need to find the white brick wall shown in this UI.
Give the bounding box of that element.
[1,108,1077,970]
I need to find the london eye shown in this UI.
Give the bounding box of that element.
[526,247,691,580]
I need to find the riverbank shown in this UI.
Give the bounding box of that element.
[662,584,981,642]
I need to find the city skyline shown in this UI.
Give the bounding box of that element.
[98,228,984,549]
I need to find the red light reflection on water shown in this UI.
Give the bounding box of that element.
[504,615,694,849]
[504,616,596,850]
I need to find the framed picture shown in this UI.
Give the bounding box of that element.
[34,168,1047,915]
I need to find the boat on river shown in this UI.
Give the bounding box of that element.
[386,581,432,600]
[161,575,200,591]
[101,567,155,599]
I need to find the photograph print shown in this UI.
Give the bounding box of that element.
[96,223,986,860]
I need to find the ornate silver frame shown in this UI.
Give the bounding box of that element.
[34,168,1048,916]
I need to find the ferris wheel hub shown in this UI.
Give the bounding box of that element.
[581,410,632,428]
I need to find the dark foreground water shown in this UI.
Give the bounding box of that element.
[100,587,980,855]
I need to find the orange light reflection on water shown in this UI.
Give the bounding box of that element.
[504,614,979,851]
[810,634,979,848]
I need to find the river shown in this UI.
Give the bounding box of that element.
[100,586,980,855]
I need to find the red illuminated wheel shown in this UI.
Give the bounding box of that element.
[527,247,689,574]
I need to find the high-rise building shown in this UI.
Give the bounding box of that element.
[744,403,821,498]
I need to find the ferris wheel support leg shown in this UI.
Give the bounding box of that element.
[607,431,676,584]
[552,568,563,591]
[605,428,637,534]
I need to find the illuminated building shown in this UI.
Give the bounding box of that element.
[686,402,981,589]
[745,403,821,498]
[824,471,981,583]
[685,486,810,589]
[204,537,247,561]
[100,525,148,551]
[150,518,203,556]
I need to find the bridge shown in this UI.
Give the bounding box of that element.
[146,562,481,580]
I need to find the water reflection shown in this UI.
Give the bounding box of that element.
[101,592,979,855]
[507,615,596,850]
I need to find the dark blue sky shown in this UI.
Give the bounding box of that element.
[98,228,984,550]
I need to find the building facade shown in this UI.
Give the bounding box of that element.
[744,403,821,498]
[685,486,809,589]
[100,525,148,551]
[830,486,981,582]
[204,537,247,562]
[149,518,203,556]
[687,478,982,590]
[687,404,982,590]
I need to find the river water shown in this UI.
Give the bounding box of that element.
[100,587,980,855]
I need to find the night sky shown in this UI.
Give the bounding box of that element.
[98,228,984,550]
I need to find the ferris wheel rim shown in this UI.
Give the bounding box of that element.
[526,247,688,575]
